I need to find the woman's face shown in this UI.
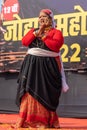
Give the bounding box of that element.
[38,11,52,27]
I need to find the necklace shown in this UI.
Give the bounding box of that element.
[44,26,52,32]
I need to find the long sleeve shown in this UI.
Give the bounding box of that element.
[22,28,36,46]
[42,29,64,52]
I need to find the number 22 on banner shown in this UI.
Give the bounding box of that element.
[61,43,81,62]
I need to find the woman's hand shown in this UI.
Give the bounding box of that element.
[38,24,46,35]
[34,24,46,38]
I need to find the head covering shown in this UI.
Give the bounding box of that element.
[40,9,56,28]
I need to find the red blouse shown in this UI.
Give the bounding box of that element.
[22,28,64,52]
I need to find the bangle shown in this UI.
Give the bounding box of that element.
[41,34,47,40]
[33,30,38,37]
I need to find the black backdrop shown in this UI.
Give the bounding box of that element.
[0,0,87,72]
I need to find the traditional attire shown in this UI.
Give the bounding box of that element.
[15,9,68,128]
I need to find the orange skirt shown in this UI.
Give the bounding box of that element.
[16,92,60,128]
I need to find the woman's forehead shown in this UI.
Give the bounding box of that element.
[39,11,48,16]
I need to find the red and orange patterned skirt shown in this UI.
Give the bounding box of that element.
[15,92,60,128]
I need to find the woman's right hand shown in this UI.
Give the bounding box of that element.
[38,24,46,35]
[34,24,45,38]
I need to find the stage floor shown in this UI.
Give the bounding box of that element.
[0,114,87,130]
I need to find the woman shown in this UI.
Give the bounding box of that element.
[13,9,69,128]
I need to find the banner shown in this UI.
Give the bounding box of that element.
[0,0,87,72]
